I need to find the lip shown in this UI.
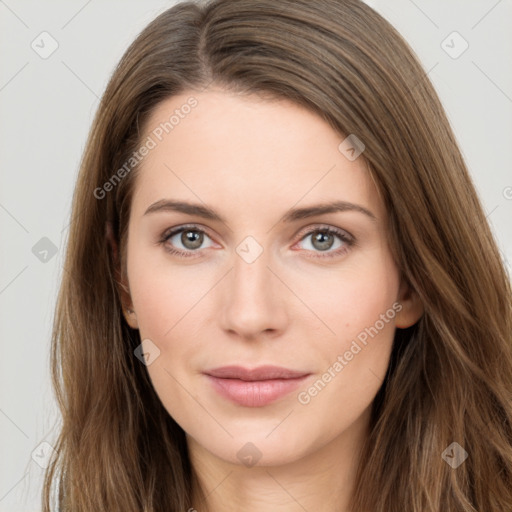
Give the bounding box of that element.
[204,365,311,407]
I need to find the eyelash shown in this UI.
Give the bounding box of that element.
[158,224,355,260]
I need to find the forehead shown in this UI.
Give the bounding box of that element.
[130,89,384,223]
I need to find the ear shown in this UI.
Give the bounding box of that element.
[394,278,424,328]
[105,221,139,330]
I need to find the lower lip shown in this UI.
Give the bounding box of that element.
[205,375,310,407]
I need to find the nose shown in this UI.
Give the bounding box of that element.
[219,244,289,341]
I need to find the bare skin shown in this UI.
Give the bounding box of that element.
[115,88,423,511]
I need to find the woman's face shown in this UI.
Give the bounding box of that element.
[120,89,422,467]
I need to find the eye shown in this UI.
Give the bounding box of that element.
[158,224,355,260]
[159,225,215,258]
[294,225,354,259]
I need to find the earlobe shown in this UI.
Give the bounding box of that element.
[105,221,139,330]
[395,279,424,328]
[123,308,139,329]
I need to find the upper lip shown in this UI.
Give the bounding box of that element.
[204,365,310,381]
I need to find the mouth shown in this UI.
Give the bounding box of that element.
[203,365,311,407]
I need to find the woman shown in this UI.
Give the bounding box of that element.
[42,0,512,510]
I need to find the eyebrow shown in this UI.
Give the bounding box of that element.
[143,199,377,224]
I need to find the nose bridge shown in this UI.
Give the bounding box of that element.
[219,235,287,337]
[233,240,271,297]
[232,235,275,306]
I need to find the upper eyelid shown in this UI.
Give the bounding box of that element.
[163,223,216,241]
[295,223,353,240]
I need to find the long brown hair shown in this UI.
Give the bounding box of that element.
[42,0,512,510]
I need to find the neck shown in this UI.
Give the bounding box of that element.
[188,406,371,512]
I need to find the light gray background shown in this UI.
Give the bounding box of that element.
[1,1,511,510]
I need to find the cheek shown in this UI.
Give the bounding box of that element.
[295,301,397,442]
[126,251,202,415]
[296,250,399,406]
[127,241,206,339]
[316,272,398,389]
[300,253,400,341]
